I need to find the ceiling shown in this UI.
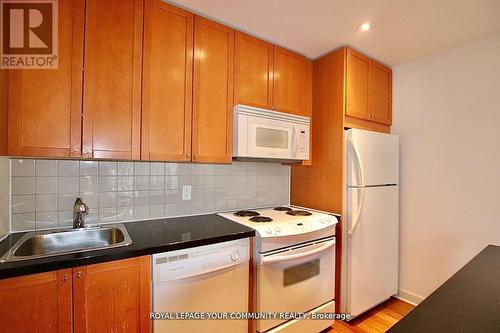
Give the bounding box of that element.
[167,0,500,66]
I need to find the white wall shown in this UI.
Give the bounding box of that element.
[0,158,9,239]
[392,32,500,304]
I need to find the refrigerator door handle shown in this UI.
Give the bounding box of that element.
[348,188,365,237]
[348,133,365,187]
[348,133,366,237]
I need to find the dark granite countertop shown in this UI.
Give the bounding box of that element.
[388,245,500,333]
[0,214,254,280]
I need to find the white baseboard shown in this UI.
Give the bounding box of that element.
[395,289,425,306]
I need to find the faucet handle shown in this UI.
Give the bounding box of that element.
[74,197,88,214]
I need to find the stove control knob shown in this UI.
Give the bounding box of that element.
[265,227,272,234]
[231,251,239,261]
[273,226,281,233]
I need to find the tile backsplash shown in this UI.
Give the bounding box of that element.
[9,159,290,232]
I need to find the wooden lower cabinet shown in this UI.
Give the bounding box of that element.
[0,269,73,333]
[0,256,151,333]
[73,257,151,333]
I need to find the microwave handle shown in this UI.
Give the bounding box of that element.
[261,239,335,265]
[292,125,300,158]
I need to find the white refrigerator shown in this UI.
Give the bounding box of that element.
[340,128,399,318]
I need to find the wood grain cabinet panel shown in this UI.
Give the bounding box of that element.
[82,0,143,160]
[346,48,371,121]
[234,32,274,109]
[142,0,193,161]
[0,270,73,333]
[73,257,151,333]
[6,0,84,158]
[273,46,305,115]
[192,16,234,163]
[370,60,392,125]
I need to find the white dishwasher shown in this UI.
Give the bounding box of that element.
[152,238,250,333]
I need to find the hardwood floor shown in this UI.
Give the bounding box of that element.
[325,298,415,333]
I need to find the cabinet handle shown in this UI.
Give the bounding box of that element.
[76,271,82,279]
[63,274,69,281]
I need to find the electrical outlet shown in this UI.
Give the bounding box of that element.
[182,185,192,201]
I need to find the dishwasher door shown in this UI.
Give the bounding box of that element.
[152,238,249,333]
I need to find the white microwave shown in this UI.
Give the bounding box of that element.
[233,104,310,161]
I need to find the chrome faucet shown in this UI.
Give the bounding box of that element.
[73,198,88,229]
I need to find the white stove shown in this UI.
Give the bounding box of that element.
[219,206,338,252]
[219,206,339,332]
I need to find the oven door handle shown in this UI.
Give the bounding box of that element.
[261,240,335,265]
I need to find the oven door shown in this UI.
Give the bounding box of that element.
[256,237,335,332]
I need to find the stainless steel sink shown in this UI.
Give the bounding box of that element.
[0,224,133,263]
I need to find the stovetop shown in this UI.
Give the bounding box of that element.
[218,206,338,239]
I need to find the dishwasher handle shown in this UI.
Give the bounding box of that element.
[157,260,246,283]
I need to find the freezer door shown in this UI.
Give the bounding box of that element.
[346,129,399,187]
[346,186,398,317]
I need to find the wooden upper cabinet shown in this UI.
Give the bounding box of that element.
[0,270,73,333]
[192,16,234,163]
[234,32,274,109]
[301,59,313,165]
[73,257,151,333]
[142,0,193,161]
[82,0,143,160]
[7,0,84,158]
[346,48,371,121]
[273,46,305,115]
[370,60,392,125]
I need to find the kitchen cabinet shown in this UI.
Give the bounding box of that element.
[301,59,313,166]
[0,269,73,333]
[346,48,370,121]
[73,257,151,333]
[192,16,234,163]
[234,34,309,117]
[345,47,392,130]
[0,257,150,333]
[5,0,84,158]
[273,46,305,116]
[370,60,392,125]
[234,32,274,109]
[142,0,193,162]
[82,0,143,160]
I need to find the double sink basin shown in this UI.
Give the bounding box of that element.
[0,224,133,263]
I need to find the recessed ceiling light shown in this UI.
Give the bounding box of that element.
[359,22,371,32]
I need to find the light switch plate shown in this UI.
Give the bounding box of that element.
[182,185,192,201]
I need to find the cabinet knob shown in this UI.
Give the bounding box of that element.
[63,274,69,281]
[76,271,82,279]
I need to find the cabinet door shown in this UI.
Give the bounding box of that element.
[73,257,151,333]
[142,0,193,161]
[301,59,313,165]
[234,32,273,109]
[83,0,143,160]
[0,270,73,333]
[346,48,371,121]
[192,16,234,163]
[7,0,84,158]
[273,46,304,115]
[370,60,392,125]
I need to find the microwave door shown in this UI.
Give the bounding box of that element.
[248,120,294,159]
